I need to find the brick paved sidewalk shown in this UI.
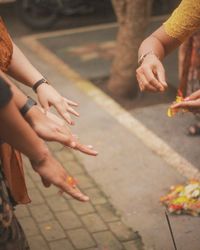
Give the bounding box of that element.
[15,142,143,250]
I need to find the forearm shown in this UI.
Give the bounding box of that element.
[0,70,28,108]
[0,98,48,163]
[138,36,166,61]
[138,26,181,61]
[7,43,43,87]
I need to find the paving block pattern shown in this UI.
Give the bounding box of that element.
[16,147,143,250]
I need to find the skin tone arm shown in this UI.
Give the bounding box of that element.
[0,70,97,155]
[137,26,200,111]
[171,90,200,112]
[7,42,79,125]
[0,96,48,164]
[25,107,98,156]
[0,94,89,201]
[136,26,181,92]
[7,43,44,86]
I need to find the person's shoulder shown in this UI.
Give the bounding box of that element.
[163,0,200,42]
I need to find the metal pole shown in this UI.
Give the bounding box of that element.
[165,211,178,250]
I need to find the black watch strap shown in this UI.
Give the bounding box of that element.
[32,78,49,93]
[20,97,37,116]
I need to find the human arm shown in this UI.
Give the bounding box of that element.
[7,43,79,125]
[0,78,48,163]
[171,90,200,113]
[137,27,181,92]
[25,106,98,156]
[0,80,89,201]
[0,100,89,201]
[0,70,97,155]
[136,0,200,92]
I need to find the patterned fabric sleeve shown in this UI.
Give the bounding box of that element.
[163,0,200,42]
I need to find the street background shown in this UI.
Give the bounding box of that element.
[1,1,200,250]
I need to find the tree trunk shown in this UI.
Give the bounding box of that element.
[108,0,152,98]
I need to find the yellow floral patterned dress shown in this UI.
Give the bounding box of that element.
[164,0,200,42]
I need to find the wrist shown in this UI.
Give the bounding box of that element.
[20,96,37,117]
[138,51,160,66]
[30,144,50,166]
[24,105,41,126]
[32,78,49,93]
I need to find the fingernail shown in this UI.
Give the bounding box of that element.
[184,97,189,101]
[82,196,89,201]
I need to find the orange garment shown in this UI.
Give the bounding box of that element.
[0,17,13,72]
[0,17,30,204]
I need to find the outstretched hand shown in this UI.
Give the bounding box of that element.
[25,106,98,156]
[171,90,200,113]
[37,84,79,125]
[31,151,89,202]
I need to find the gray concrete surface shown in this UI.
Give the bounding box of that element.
[16,39,200,250]
[16,147,140,250]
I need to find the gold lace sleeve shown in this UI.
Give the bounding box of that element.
[163,0,200,42]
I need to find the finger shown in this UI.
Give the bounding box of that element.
[65,103,80,117]
[171,102,187,109]
[59,179,89,202]
[145,84,158,92]
[137,73,157,92]
[184,90,200,101]
[137,79,144,92]
[54,130,76,148]
[156,65,168,89]
[54,102,74,125]
[140,76,157,92]
[64,97,78,107]
[172,100,200,109]
[137,74,148,91]
[145,68,165,91]
[74,142,98,156]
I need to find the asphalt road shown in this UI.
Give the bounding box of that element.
[0,1,115,38]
